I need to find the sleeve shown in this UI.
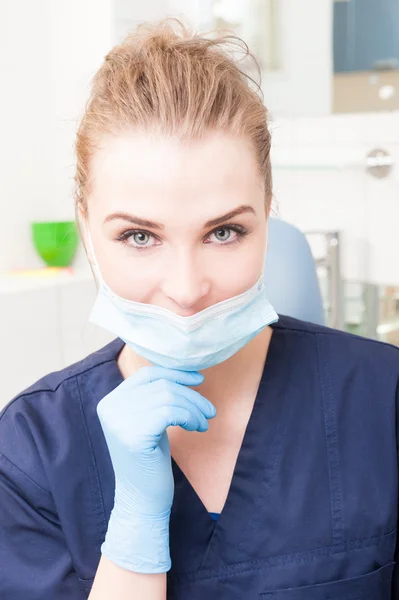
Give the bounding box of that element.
[0,401,88,600]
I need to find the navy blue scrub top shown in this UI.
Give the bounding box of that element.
[1,314,399,599]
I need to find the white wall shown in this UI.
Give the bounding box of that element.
[0,1,52,273]
[261,0,333,118]
[0,0,115,273]
[271,112,399,286]
[115,0,214,41]
[115,0,169,39]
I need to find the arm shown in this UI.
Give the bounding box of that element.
[0,449,166,600]
[0,367,214,598]
[89,557,166,599]
[89,365,215,595]
[0,451,87,599]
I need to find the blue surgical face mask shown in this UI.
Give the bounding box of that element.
[87,231,279,371]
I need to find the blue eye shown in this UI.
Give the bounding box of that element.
[132,232,151,246]
[116,223,249,251]
[116,229,158,249]
[213,228,232,242]
[206,225,248,245]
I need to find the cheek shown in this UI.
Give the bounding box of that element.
[92,241,160,302]
[206,235,266,300]
[102,266,150,301]
[220,258,264,298]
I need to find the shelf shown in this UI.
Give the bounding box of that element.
[0,267,92,294]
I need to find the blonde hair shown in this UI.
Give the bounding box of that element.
[74,18,272,215]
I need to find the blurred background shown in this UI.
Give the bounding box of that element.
[0,0,398,403]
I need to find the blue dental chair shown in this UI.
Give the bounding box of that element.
[264,218,326,326]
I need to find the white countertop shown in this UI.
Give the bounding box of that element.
[0,267,93,294]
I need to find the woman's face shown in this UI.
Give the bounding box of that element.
[84,130,269,317]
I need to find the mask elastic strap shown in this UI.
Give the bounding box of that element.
[86,229,105,286]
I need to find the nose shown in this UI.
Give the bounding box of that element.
[161,251,211,313]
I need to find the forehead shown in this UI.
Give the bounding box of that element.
[89,130,263,220]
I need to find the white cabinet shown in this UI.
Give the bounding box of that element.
[0,272,114,409]
[0,286,62,405]
[59,278,114,367]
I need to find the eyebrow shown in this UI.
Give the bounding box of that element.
[104,204,256,230]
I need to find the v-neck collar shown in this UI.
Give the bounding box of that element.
[107,317,294,575]
[168,318,295,574]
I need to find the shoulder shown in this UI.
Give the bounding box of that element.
[274,315,399,449]
[0,338,124,490]
[1,337,124,410]
[275,313,399,360]
[2,337,125,403]
[274,314,399,383]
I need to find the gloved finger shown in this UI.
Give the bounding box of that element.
[143,379,216,420]
[151,402,209,434]
[124,366,204,388]
[152,390,211,431]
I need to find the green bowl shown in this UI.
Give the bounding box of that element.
[31,221,79,267]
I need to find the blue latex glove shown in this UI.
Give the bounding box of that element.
[97,366,216,574]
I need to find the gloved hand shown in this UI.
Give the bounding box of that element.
[97,366,216,574]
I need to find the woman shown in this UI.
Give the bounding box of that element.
[0,18,398,600]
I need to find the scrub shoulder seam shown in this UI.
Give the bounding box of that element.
[0,357,118,423]
[0,450,52,497]
[280,322,399,356]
